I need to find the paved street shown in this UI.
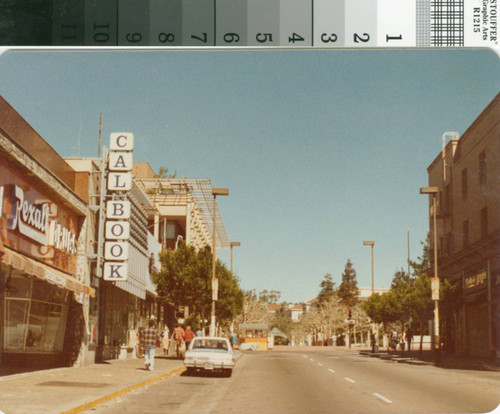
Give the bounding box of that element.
[81,348,500,414]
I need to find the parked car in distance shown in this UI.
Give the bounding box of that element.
[183,337,235,377]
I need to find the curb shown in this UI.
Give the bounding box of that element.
[61,366,186,414]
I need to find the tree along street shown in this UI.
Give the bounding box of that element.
[82,348,499,414]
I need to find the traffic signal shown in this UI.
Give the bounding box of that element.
[348,308,352,319]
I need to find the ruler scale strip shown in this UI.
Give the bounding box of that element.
[1,0,497,48]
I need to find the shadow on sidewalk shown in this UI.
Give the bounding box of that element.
[360,348,500,371]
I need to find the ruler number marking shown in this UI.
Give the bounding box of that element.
[354,33,370,43]
[289,33,305,43]
[126,33,143,43]
[191,33,208,43]
[224,33,240,43]
[159,33,175,43]
[93,23,110,43]
[256,33,273,43]
[386,34,403,42]
[321,33,338,43]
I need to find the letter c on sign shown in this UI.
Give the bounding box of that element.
[116,135,128,148]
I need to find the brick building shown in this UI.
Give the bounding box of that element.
[425,93,500,359]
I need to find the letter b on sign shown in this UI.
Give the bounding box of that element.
[106,201,131,219]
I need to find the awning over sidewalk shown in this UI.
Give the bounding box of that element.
[2,247,94,297]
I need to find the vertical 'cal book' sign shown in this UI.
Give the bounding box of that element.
[104,133,134,282]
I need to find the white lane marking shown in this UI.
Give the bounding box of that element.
[317,363,323,367]
[302,355,308,358]
[344,377,356,383]
[373,393,393,404]
[328,369,336,374]
[309,359,315,362]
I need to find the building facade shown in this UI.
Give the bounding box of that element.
[0,96,94,371]
[66,153,158,361]
[425,93,500,359]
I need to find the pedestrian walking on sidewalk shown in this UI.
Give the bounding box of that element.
[184,326,195,350]
[406,328,413,351]
[161,325,170,355]
[173,323,185,358]
[144,319,159,371]
[137,327,145,358]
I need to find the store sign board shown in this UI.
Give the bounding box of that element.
[464,270,488,292]
[103,132,134,282]
[0,184,78,254]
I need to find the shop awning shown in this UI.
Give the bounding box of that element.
[2,247,94,297]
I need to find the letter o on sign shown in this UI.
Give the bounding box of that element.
[105,241,129,261]
[106,221,130,240]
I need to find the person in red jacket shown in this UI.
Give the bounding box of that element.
[173,323,185,358]
[184,326,195,350]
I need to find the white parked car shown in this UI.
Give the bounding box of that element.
[183,337,235,377]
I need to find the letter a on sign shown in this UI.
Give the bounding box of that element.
[109,153,133,171]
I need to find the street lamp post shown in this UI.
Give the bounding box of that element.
[420,186,440,356]
[229,241,240,337]
[211,188,228,337]
[230,241,241,275]
[363,241,375,294]
[363,240,377,352]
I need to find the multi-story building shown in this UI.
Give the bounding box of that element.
[133,163,230,325]
[424,93,500,359]
[133,163,228,251]
[66,153,158,362]
[0,96,94,371]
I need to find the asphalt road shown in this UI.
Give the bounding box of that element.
[83,348,500,414]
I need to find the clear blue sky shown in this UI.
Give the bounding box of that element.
[0,48,498,303]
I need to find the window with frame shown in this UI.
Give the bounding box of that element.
[479,151,486,185]
[462,219,469,249]
[4,274,69,353]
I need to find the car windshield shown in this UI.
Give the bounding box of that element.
[192,339,228,351]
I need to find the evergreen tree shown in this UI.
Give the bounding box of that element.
[337,259,359,308]
[318,273,336,304]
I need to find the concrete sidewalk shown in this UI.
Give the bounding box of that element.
[0,355,185,414]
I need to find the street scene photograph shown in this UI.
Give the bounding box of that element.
[0,48,499,413]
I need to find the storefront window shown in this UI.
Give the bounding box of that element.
[5,274,31,299]
[4,273,68,353]
[5,300,29,349]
